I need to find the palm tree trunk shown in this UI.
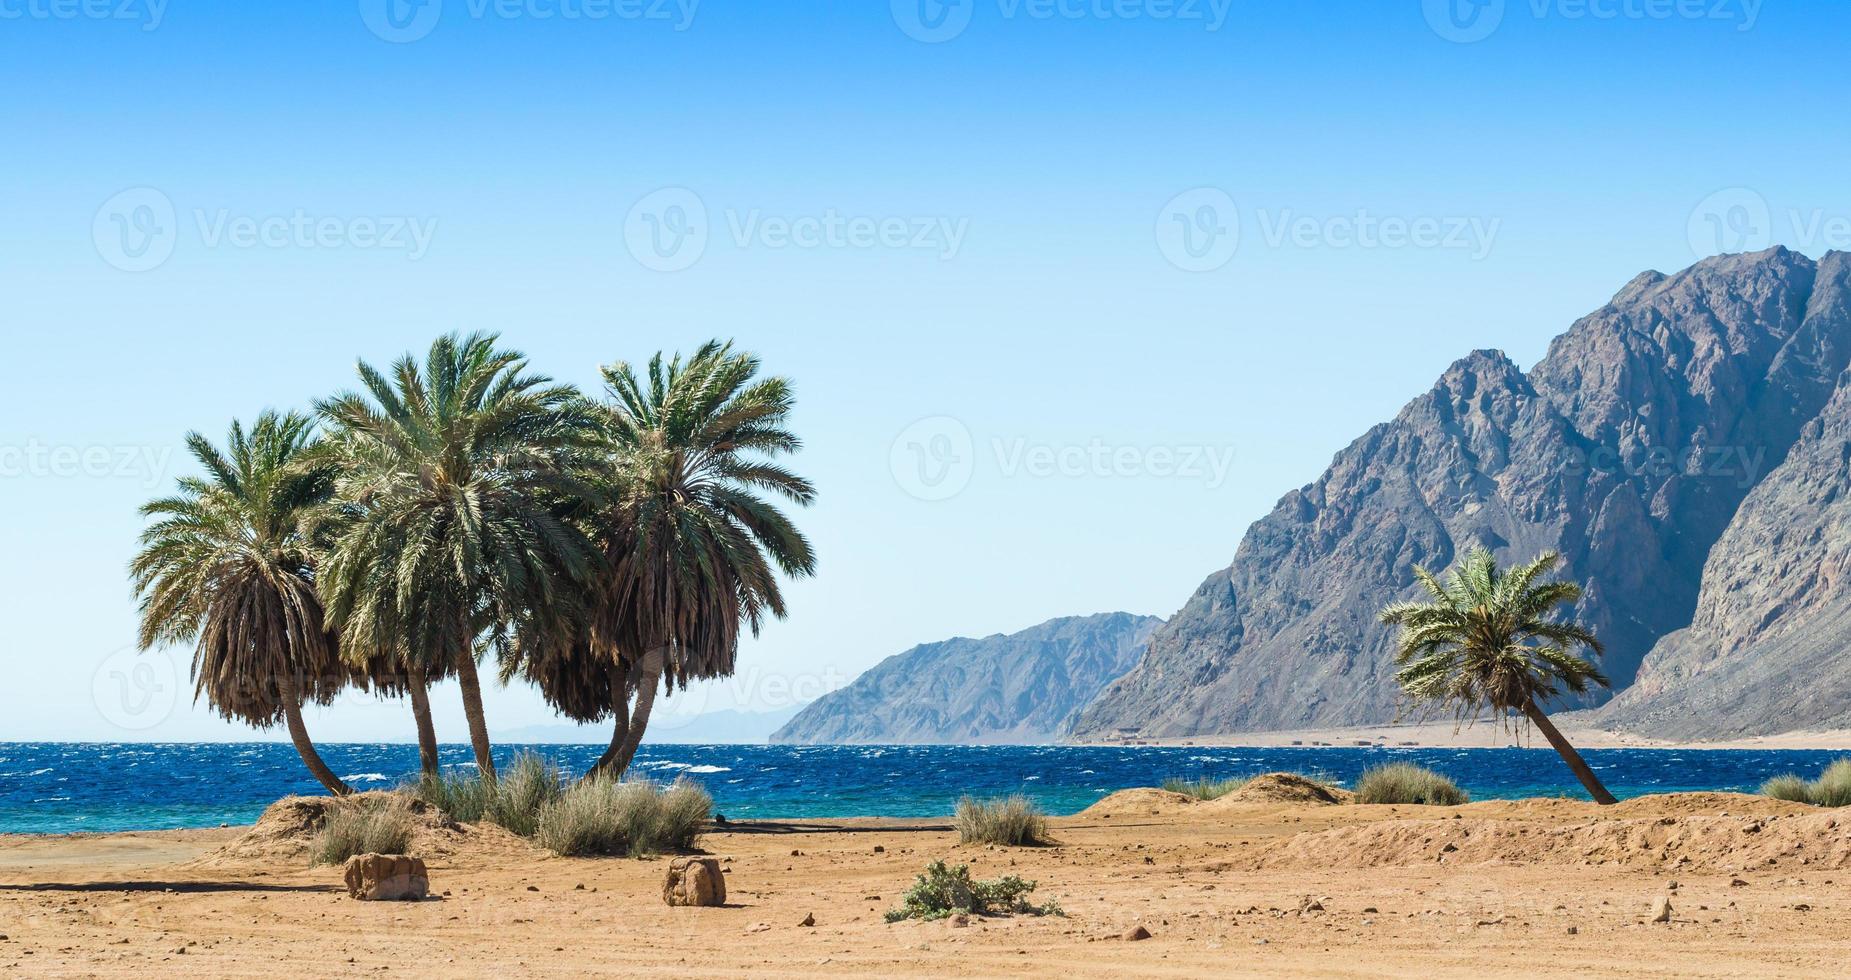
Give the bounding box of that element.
[587,661,632,779]
[279,675,352,796]
[587,655,662,781]
[454,651,497,783]
[1522,699,1617,805]
[406,664,441,779]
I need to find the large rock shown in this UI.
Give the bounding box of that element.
[772,612,1161,744]
[1069,248,1851,740]
[662,857,727,907]
[343,853,429,901]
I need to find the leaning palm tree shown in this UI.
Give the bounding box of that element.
[315,332,597,782]
[1380,547,1617,805]
[511,341,817,779]
[130,412,355,796]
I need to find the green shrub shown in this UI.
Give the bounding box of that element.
[885,860,1062,922]
[954,795,1050,846]
[1160,775,1251,800]
[1761,774,1811,803]
[1763,758,1851,807]
[1353,763,1469,805]
[310,796,415,866]
[535,776,711,857]
[485,752,566,836]
[409,769,494,823]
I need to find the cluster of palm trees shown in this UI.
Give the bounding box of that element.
[131,334,814,796]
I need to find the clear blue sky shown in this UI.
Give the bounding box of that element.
[3,0,1846,741]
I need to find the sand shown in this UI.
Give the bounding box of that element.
[3,789,1846,978]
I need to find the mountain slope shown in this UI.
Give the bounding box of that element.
[770,613,1161,745]
[1071,247,1851,740]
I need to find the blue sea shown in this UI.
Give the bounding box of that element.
[1,742,1843,835]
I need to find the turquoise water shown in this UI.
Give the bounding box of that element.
[1,742,1840,834]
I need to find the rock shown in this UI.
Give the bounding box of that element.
[949,914,970,928]
[873,845,885,853]
[1651,897,1672,923]
[1123,925,1152,941]
[745,922,771,934]
[343,854,430,902]
[1297,897,1324,914]
[662,858,728,908]
[798,913,815,927]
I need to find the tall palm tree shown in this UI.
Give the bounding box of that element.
[315,332,596,782]
[130,412,355,796]
[511,341,817,779]
[1380,547,1617,805]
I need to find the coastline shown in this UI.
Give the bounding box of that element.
[1069,723,1851,751]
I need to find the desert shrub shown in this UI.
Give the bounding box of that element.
[1761,774,1811,803]
[310,795,415,866]
[409,769,494,823]
[885,860,1062,922]
[1764,758,1851,807]
[535,776,711,857]
[407,753,567,836]
[954,795,1050,846]
[1160,775,1251,800]
[485,752,566,837]
[1353,763,1469,805]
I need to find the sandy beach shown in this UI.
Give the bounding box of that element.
[2,782,1844,978]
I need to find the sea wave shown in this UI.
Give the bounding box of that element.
[340,773,392,783]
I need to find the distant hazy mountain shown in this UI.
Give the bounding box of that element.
[1070,248,1851,741]
[494,704,807,746]
[771,613,1162,745]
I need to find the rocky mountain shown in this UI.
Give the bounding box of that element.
[1071,247,1851,740]
[771,613,1162,745]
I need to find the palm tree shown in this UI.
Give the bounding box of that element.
[1380,547,1617,805]
[130,412,355,796]
[511,341,817,779]
[315,332,596,782]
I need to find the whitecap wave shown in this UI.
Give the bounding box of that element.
[341,773,392,783]
[684,764,730,774]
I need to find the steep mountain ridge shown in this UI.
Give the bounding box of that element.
[1071,247,1851,740]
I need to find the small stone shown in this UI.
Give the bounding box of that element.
[1297,897,1324,914]
[343,854,430,902]
[873,846,885,853]
[1566,926,1578,935]
[1124,925,1152,941]
[526,886,539,892]
[745,922,772,934]
[798,913,815,927]
[949,914,970,928]
[1651,897,1672,923]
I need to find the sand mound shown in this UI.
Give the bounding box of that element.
[195,792,535,869]
[1215,773,1353,806]
[1078,788,1198,818]
[1255,796,1846,873]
